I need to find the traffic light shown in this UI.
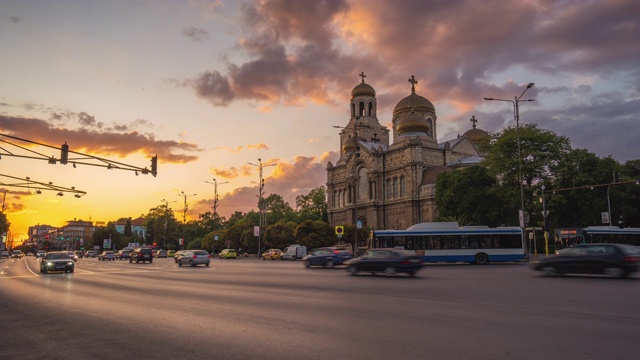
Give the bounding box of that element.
[151,155,158,177]
[60,142,69,164]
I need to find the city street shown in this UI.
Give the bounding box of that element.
[1,255,639,359]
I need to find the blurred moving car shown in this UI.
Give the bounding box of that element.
[67,251,78,262]
[36,250,47,258]
[129,247,153,264]
[177,250,211,267]
[85,250,96,258]
[116,250,131,260]
[154,250,168,258]
[1,250,10,258]
[167,250,176,257]
[531,243,640,278]
[74,251,84,259]
[262,249,282,260]
[344,249,424,277]
[40,251,75,274]
[303,247,353,268]
[98,251,116,261]
[218,249,237,259]
[174,250,186,263]
[11,250,24,259]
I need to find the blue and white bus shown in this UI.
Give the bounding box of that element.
[370,222,524,265]
[582,226,640,246]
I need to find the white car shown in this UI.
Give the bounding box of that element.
[36,250,47,258]
[0,250,10,258]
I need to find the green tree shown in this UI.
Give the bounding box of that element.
[264,194,295,225]
[263,220,297,249]
[435,165,504,226]
[484,124,571,226]
[296,187,328,221]
[294,220,333,248]
[0,213,9,237]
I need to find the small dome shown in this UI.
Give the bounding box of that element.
[342,136,356,154]
[463,128,489,144]
[396,110,430,135]
[351,82,376,98]
[393,92,435,114]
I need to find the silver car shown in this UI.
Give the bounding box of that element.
[98,251,116,261]
[177,250,211,267]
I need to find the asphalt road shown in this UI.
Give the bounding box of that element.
[1,255,639,360]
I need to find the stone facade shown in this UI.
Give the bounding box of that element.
[327,74,487,230]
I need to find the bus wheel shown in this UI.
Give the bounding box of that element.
[475,253,489,265]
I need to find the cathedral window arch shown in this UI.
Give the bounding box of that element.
[368,102,373,116]
[342,189,346,208]
[400,176,406,197]
[368,179,373,200]
[359,101,365,117]
[386,178,392,199]
[427,118,433,137]
[393,177,398,198]
[358,168,368,201]
[351,103,355,118]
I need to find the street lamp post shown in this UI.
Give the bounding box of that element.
[247,159,276,257]
[161,199,176,249]
[178,191,197,249]
[485,83,535,255]
[205,178,229,216]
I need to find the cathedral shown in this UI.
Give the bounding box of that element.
[326,73,488,231]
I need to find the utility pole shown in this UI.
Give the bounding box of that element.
[178,191,197,250]
[205,179,229,216]
[247,159,276,257]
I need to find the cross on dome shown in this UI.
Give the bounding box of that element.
[408,75,418,92]
[470,115,478,128]
[359,71,366,83]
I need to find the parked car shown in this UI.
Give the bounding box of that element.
[302,247,353,268]
[40,251,75,274]
[218,249,237,259]
[531,243,640,278]
[1,250,10,258]
[74,251,84,259]
[129,247,153,264]
[261,249,282,260]
[11,250,24,259]
[344,249,424,277]
[177,250,211,267]
[67,251,78,262]
[98,251,116,261]
[116,250,131,260]
[167,250,176,257]
[36,250,47,258]
[154,250,168,258]
[85,250,96,258]
[280,244,307,261]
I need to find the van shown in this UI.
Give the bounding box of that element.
[281,244,307,261]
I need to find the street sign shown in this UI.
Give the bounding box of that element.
[335,226,344,235]
[254,226,260,237]
[601,212,610,224]
[103,239,111,249]
[214,236,219,241]
[357,220,362,229]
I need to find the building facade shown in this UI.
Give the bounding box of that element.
[326,74,487,231]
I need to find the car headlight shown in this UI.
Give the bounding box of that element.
[46,262,53,266]
[67,262,74,266]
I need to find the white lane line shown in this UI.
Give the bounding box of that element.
[23,259,39,276]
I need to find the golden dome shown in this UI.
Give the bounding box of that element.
[463,128,489,144]
[393,91,435,114]
[342,136,356,154]
[396,110,430,135]
[351,82,376,98]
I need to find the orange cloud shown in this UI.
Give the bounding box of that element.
[246,143,269,150]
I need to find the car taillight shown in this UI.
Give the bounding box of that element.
[193,255,197,259]
[400,260,410,265]
[333,250,340,254]
[207,255,211,258]
[623,256,639,263]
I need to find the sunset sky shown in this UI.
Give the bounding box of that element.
[2,0,639,242]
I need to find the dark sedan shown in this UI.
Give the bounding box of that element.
[303,247,353,268]
[40,251,75,274]
[344,249,424,277]
[531,243,640,278]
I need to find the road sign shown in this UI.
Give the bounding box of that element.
[254,226,260,237]
[357,220,362,229]
[214,236,219,241]
[335,226,344,235]
[103,239,111,249]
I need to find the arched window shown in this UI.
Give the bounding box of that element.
[342,189,346,208]
[393,177,398,198]
[386,178,392,199]
[351,103,355,118]
[427,118,433,137]
[359,101,365,117]
[368,180,373,200]
[368,102,373,116]
[358,168,368,201]
[400,176,406,197]
[333,190,338,208]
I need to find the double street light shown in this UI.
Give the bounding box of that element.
[485,83,535,253]
[205,178,229,216]
[161,198,177,249]
[178,191,197,249]
[247,159,276,257]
